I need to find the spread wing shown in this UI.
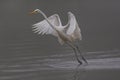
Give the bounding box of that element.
[32,14,62,37]
[66,12,82,40]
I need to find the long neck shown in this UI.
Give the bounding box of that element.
[38,10,56,30]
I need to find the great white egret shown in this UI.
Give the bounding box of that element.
[30,9,87,64]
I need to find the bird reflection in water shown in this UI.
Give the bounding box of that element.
[72,64,87,80]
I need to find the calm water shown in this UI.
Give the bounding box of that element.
[0,0,120,80]
[0,45,120,80]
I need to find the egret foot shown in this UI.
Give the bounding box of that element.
[77,58,82,65]
[76,46,88,64]
[81,56,88,64]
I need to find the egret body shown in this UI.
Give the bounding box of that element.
[30,9,87,64]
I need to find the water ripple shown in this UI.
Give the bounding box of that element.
[0,50,120,80]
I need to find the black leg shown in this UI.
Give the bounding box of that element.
[75,45,88,64]
[66,42,82,64]
[72,47,82,64]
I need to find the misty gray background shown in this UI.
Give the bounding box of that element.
[0,0,120,80]
[0,0,120,52]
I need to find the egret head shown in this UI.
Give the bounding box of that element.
[68,12,73,15]
[30,9,41,14]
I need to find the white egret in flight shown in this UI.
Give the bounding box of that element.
[30,9,87,64]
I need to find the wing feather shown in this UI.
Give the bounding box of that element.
[32,14,62,37]
[66,12,82,40]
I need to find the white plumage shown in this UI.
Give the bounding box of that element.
[32,14,62,37]
[66,12,82,41]
[32,11,82,45]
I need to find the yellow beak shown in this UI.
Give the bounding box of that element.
[29,11,37,15]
